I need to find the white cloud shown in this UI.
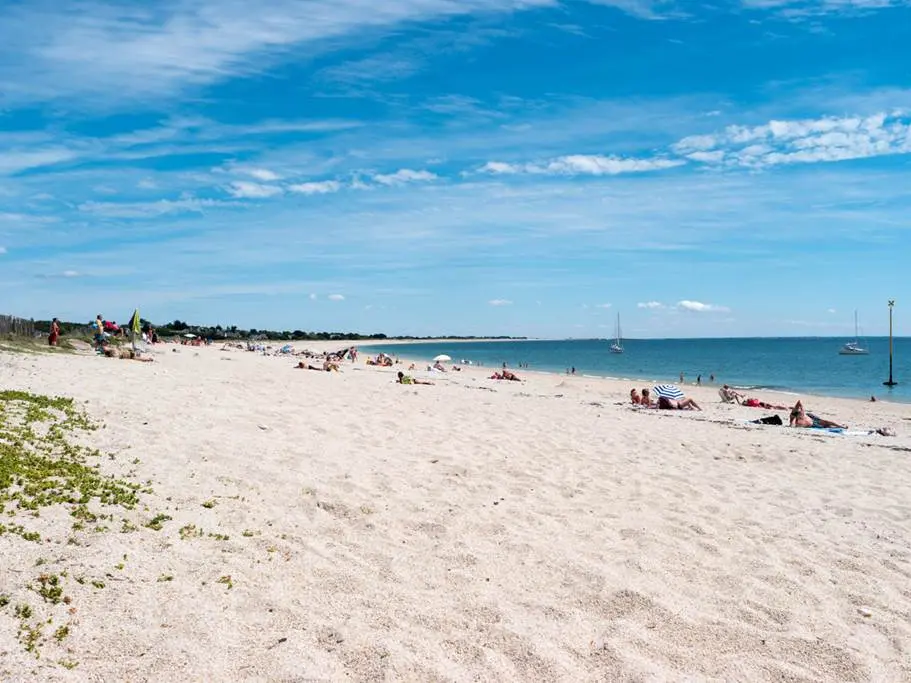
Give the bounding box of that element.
[595,303,612,309]
[62,270,81,278]
[478,161,521,175]
[137,178,157,190]
[227,181,283,199]
[0,246,6,255]
[288,181,342,195]
[0,148,78,175]
[246,168,281,182]
[372,169,438,185]
[827,308,837,314]
[328,293,345,301]
[676,300,730,313]
[674,112,911,169]
[637,301,664,309]
[488,299,512,306]
[0,0,569,106]
[479,155,684,176]
[78,197,234,218]
[545,155,684,175]
[309,293,318,300]
[742,0,901,17]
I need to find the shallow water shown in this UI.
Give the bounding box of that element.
[367,337,911,402]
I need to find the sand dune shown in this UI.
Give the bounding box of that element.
[1,344,909,681]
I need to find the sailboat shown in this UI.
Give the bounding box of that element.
[839,310,869,355]
[610,313,624,354]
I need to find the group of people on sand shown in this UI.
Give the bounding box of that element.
[719,384,846,428]
[630,388,701,411]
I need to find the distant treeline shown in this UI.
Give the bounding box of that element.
[24,317,523,343]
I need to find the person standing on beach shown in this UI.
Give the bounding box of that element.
[697,375,701,386]
[679,372,684,383]
[48,318,60,346]
[94,314,105,348]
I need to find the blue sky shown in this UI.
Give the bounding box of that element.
[1,0,909,338]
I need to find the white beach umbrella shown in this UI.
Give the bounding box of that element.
[433,354,452,362]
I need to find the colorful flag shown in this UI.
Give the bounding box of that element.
[129,309,141,335]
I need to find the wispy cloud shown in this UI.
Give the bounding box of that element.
[328,293,345,301]
[372,169,438,185]
[227,181,283,199]
[489,298,513,306]
[246,168,282,182]
[595,303,612,308]
[288,181,342,195]
[0,0,564,106]
[479,155,685,176]
[0,148,80,176]
[742,0,904,18]
[676,300,730,313]
[0,246,7,255]
[78,198,235,219]
[637,301,665,309]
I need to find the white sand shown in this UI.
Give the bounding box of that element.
[1,342,910,681]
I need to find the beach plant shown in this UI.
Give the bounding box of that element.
[216,575,234,590]
[145,513,171,530]
[33,573,64,604]
[0,391,146,542]
[179,523,202,539]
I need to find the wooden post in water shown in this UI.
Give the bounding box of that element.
[884,300,897,387]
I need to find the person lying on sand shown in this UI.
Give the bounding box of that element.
[296,361,325,371]
[789,400,846,429]
[490,370,521,381]
[741,397,789,410]
[397,371,433,385]
[640,388,653,407]
[630,388,642,405]
[658,396,701,411]
[103,346,153,362]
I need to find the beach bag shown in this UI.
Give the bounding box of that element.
[752,415,783,426]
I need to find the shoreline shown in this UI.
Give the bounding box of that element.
[359,340,908,405]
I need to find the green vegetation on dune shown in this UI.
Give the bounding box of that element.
[0,391,158,663]
[0,391,142,542]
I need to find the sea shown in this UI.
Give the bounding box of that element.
[366,337,911,403]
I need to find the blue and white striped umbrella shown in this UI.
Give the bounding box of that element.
[653,384,685,400]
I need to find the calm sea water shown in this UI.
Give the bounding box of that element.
[366,337,911,403]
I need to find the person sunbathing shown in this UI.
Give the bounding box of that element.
[630,388,642,405]
[640,388,654,407]
[741,397,788,410]
[719,385,744,404]
[397,371,433,385]
[432,361,447,372]
[103,346,153,362]
[658,395,701,411]
[789,401,846,429]
[296,361,325,371]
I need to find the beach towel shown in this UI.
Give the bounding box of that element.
[750,415,783,426]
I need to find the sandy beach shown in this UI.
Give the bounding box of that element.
[2,342,910,682]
